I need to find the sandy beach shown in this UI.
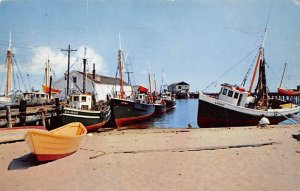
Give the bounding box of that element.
[1,124,300,191]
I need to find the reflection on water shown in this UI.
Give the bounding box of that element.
[127,99,198,129]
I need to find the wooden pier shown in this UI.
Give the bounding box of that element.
[0,99,62,129]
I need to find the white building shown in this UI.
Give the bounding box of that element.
[53,70,132,101]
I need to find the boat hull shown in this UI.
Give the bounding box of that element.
[165,100,176,110]
[197,94,299,128]
[154,104,167,116]
[62,107,111,132]
[278,88,300,96]
[109,98,155,128]
[42,85,61,94]
[25,122,86,161]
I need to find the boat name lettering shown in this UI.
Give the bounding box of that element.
[66,110,79,115]
[215,101,225,106]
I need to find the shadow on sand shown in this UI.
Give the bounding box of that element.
[8,153,48,170]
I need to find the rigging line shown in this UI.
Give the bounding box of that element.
[240,49,259,87]
[202,45,259,93]
[12,54,28,91]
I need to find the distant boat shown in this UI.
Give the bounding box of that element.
[109,37,154,128]
[153,102,167,116]
[62,53,111,132]
[25,122,87,161]
[277,63,300,96]
[42,59,61,95]
[197,37,300,127]
[161,91,176,110]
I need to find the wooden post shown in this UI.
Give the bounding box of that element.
[6,106,12,128]
[19,100,27,126]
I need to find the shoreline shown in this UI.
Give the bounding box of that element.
[1,124,300,191]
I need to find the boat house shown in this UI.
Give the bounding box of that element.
[53,70,132,101]
[168,81,190,94]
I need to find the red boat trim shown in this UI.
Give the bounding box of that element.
[35,151,76,161]
[115,113,153,128]
[85,119,109,132]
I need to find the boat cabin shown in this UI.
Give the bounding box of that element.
[17,91,50,105]
[218,84,249,107]
[68,94,92,110]
[135,93,149,104]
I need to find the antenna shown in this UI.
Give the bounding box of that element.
[119,32,122,50]
[8,31,11,50]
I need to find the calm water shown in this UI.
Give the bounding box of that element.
[129,99,198,129]
[127,98,299,129]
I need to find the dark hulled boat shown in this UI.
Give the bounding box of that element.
[109,97,154,127]
[109,39,154,128]
[161,91,176,110]
[62,94,111,132]
[197,42,299,128]
[62,54,111,132]
[153,102,167,116]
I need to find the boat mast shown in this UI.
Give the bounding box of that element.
[83,46,87,94]
[148,68,153,103]
[45,59,50,87]
[248,28,267,94]
[118,33,125,99]
[153,73,157,96]
[5,32,12,97]
[278,63,287,89]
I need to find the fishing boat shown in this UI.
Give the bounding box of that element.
[277,63,300,96]
[0,33,14,105]
[161,91,176,110]
[42,59,61,95]
[197,36,300,128]
[25,122,86,161]
[153,101,167,116]
[62,51,111,132]
[109,38,154,128]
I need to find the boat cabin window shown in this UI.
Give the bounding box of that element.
[73,96,79,101]
[139,95,143,99]
[222,88,228,96]
[227,90,233,98]
[234,92,239,99]
[81,96,86,102]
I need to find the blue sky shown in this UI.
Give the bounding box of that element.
[0,0,299,94]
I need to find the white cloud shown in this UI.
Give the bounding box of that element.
[293,0,300,6]
[25,45,108,79]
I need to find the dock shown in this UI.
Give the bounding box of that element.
[0,99,62,129]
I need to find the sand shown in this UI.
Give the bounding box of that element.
[1,124,300,191]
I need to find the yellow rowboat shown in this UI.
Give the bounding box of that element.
[25,122,87,161]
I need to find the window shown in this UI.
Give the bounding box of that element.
[234,92,239,99]
[227,90,233,97]
[222,88,228,95]
[178,86,181,89]
[81,96,86,102]
[73,76,77,83]
[73,96,79,101]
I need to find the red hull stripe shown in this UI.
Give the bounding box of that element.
[35,151,76,161]
[115,113,153,128]
[85,119,109,132]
